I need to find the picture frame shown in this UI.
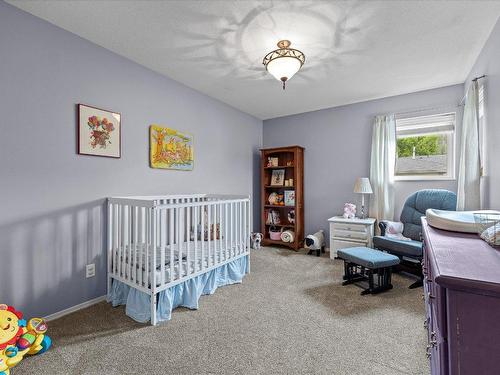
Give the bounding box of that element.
[78,104,121,158]
[284,190,295,206]
[270,169,285,186]
[150,125,194,170]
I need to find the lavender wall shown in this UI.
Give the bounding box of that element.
[465,18,500,210]
[263,85,463,236]
[0,1,262,318]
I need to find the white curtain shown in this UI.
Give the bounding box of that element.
[457,81,481,210]
[369,114,396,223]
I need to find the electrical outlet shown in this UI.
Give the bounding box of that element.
[86,263,95,278]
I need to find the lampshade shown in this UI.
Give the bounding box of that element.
[266,56,302,82]
[353,177,373,194]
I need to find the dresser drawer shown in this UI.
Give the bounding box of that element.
[331,222,367,232]
[332,229,368,241]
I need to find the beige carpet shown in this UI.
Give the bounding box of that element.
[15,248,428,375]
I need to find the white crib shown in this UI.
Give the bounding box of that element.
[107,194,251,325]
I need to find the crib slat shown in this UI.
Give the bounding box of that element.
[176,207,181,281]
[186,206,191,277]
[160,208,165,286]
[214,203,218,265]
[169,209,174,283]
[138,207,143,287]
[133,206,138,285]
[145,208,150,289]
[128,205,132,282]
[112,204,117,276]
[194,206,199,272]
[240,201,243,255]
[224,203,228,261]
[201,204,205,271]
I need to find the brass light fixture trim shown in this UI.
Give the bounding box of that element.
[263,40,306,90]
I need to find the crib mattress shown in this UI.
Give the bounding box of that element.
[114,240,244,286]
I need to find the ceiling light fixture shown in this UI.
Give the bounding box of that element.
[263,40,305,90]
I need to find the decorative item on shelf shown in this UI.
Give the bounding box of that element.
[284,190,295,206]
[343,203,357,219]
[287,210,295,224]
[270,169,285,186]
[286,161,294,166]
[269,226,282,241]
[78,104,121,158]
[473,212,500,247]
[267,157,279,167]
[281,229,295,243]
[284,180,289,187]
[266,209,281,225]
[268,192,284,206]
[353,177,373,219]
[263,40,305,90]
[288,178,294,186]
[150,125,194,170]
[304,230,325,257]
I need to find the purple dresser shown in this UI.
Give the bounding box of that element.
[422,218,500,375]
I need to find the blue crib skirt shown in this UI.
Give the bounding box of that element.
[107,255,249,323]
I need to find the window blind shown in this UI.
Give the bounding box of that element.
[396,112,456,136]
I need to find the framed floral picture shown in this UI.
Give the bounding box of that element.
[78,104,121,158]
[150,125,194,170]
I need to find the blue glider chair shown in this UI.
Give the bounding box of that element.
[373,189,457,288]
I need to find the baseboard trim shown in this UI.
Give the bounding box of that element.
[44,295,106,321]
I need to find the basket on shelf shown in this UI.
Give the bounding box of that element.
[269,226,282,241]
[473,212,500,247]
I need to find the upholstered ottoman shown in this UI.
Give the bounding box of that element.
[337,247,400,295]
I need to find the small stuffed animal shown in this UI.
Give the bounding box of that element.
[250,233,263,249]
[343,203,357,219]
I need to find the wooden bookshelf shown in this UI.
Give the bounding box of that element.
[260,146,304,251]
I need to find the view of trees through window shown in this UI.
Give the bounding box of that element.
[396,134,448,176]
[397,134,447,157]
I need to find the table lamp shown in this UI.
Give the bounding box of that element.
[353,177,373,219]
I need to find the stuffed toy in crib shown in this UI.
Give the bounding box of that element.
[0,305,51,375]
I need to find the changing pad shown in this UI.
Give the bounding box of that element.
[426,209,500,233]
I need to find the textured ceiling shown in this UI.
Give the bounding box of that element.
[8,0,500,119]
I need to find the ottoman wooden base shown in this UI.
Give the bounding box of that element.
[338,247,400,295]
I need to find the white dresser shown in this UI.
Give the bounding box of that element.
[328,216,376,259]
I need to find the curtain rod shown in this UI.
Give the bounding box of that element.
[394,103,459,118]
[460,74,486,105]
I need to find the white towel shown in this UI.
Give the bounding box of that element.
[281,230,295,243]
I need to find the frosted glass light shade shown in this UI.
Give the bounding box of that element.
[354,177,373,194]
[266,56,302,82]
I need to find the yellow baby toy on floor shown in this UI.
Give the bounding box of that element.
[0,304,51,375]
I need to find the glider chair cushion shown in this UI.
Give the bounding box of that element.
[374,189,457,260]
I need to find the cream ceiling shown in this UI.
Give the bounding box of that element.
[8,0,500,119]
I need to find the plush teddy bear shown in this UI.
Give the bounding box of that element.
[343,203,357,219]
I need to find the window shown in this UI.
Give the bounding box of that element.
[395,112,456,180]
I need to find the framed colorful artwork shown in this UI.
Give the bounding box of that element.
[270,169,285,186]
[284,190,295,206]
[150,125,194,170]
[78,104,121,158]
